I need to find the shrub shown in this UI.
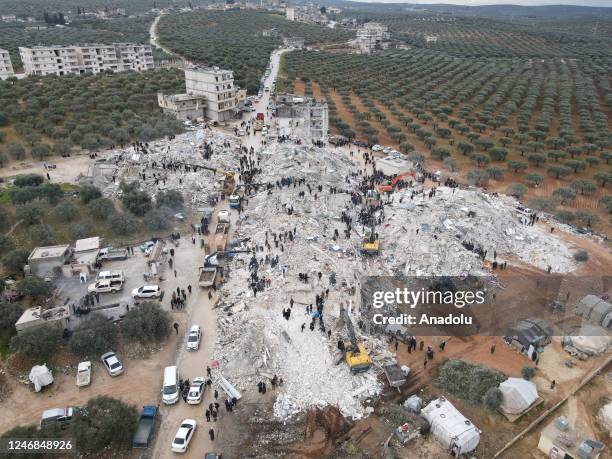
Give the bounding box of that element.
[110,213,139,235]
[2,248,30,274]
[156,190,184,210]
[435,360,506,405]
[521,366,536,381]
[70,315,118,358]
[483,387,503,411]
[121,302,171,344]
[144,207,173,231]
[28,224,55,245]
[0,302,23,335]
[18,277,51,300]
[122,190,151,216]
[13,174,44,187]
[71,396,138,455]
[79,185,102,204]
[10,326,62,360]
[574,250,589,262]
[88,198,116,221]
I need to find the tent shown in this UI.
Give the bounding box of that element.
[499,377,539,414]
[563,325,610,356]
[29,364,53,392]
[576,295,612,328]
[422,397,480,455]
[507,318,552,349]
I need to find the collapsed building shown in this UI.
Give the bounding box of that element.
[274,93,329,143]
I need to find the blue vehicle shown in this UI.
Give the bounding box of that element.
[132,406,158,448]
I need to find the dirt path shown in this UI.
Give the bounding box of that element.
[0,154,94,183]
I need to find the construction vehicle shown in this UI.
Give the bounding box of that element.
[377,171,416,193]
[229,194,241,209]
[214,221,230,251]
[198,267,217,288]
[340,308,372,373]
[361,224,380,255]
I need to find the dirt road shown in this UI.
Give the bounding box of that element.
[0,154,94,183]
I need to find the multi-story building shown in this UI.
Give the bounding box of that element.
[275,93,329,142]
[18,43,154,76]
[184,67,237,122]
[355,22,390,54]
[0,48,14,79]
[283,36,305,49]
[157,93,206,121]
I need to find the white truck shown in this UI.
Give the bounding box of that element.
[97,247,128,261]
[76,361,91,387]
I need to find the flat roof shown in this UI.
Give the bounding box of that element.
[75,236,100,252]
[29,245,70,260]
[16,305,70,326]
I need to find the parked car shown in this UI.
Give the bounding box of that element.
[186,325,202,351]
[140,241,155,256]
[87,279,123,294]
[186,377,206,404]
[101,352,124,376]
[40,407,74,428]
[132,285,161,299]
[171,419,197,453]
[205,453,222,459]
[372,144,383,152]
[382,147,393,154]
[237,129,245,137]
[76,361,91,387]
[96,270,125,282]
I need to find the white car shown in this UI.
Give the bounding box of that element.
[132,285,161,299]
[171,419,197,453]
[237,129,245,137]
[87,279,123,294]
[372,144,383,152]
[382,147,393,154]
[186,325,202,351]
[186,377,206,404]
[262,126,268,135]
[101,352,123,377]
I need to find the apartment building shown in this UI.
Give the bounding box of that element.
[184,67,237,122]
[355,22,390,54]
[19,43,154,76]
[275,93,329,142]
[157,93,206,121]
[0,48,14,79]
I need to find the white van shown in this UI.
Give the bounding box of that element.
[96,270,125,282]
[162,366,179,405]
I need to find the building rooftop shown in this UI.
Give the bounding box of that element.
[16,305,71,327]
[162,93,205,102]
[186,65,233,75]
[75,236,100,252]
[28,245,70,260]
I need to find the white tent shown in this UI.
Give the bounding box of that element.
[29,364,54,392]
[422,397,480,455]
[499,377,538,414]
[564,326,610,356]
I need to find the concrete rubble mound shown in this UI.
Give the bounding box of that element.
[93,130,242,209]
[384,186,576,275]
[209,137,580,421]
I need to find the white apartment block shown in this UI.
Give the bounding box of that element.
[184,67,237,122]
[355,22,391,54]
[19,43,154,76]
[0,48,14,79]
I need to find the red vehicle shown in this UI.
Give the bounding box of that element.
[256,112,264,121]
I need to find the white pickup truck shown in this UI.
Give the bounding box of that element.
[76,361,91,387]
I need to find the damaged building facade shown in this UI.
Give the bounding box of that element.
[274,93,329,142]
[159,66,238,122]
[355,22,390,53]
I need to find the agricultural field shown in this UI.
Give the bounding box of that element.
[0,16,153,69]
[345,13,612,59]
[0,69,185,164]
[0,0,208,17]
[157,10,354,93]
[282,47,612,228]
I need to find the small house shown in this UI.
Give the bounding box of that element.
[538,416,605,459]
[27,245,71,277]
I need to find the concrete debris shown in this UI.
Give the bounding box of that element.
[92,130,242,209]
[384,186,576,275]
[207,135,581,421]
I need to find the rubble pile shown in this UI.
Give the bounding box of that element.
[214,143,386,420]
[211,138,580,421]
[93,130,242,209]
[382,187,577,275]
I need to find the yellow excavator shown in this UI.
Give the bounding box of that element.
[361,224,380,255]
[340,308,372,373]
